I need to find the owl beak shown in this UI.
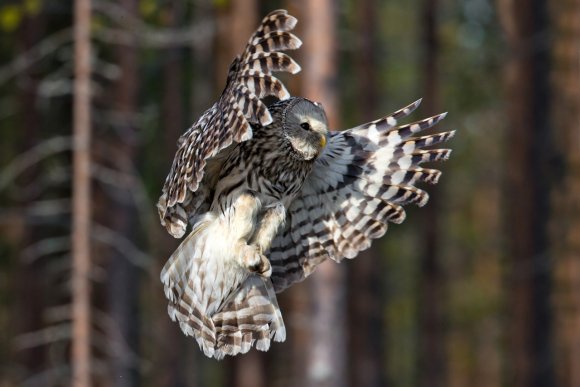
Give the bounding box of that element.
[319,134,327,148]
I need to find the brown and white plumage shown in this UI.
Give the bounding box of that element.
[158,9,302,238]
[269,101,454,291]
[157,10,454,359]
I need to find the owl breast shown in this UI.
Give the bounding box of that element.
[212,128,313,213]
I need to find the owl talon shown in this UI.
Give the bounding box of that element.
[240,245,272,277]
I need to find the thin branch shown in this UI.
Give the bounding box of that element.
[0,28,73,86]
[20,235,71,264]
[45,304,73,324]
[14,323,72,350]
[90,160,158,233]
[92,0,215,48]
[21,365,70,387]
[92,309,144,371]
[92,223,152,270]
[18,166,71,200]
[0,198,71,220]
[0,136,72,192]
[93,25,214,48]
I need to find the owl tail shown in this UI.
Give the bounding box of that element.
[160,214,286,359]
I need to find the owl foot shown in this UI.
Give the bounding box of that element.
[239,244,272,277]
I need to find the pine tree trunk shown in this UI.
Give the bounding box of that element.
[550,0,580,385]
[71,0,92,385]
[12,10,47,379]
[153,2,188,385]
[106,0,141,385]
[498,0,554,385]
[348,0,385,385]
[418,0,446,385]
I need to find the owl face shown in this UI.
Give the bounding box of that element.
[283,98,329,160]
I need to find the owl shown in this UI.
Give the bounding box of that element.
[157,9,454,359]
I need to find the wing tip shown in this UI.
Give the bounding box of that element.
[417,191,430,207]
[290,62,302,74]
[286,14,298,30]
[293,36,303,49]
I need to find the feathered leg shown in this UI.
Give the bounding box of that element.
[229,192,272,276]
[250,203,286,254]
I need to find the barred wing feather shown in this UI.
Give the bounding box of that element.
[158,10,302,237]
[269,99,455,292]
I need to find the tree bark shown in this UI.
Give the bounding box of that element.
[550,0,580,385]
[418,0,447,386]
[12,10,47,379]
[152,2,188,385]
[71,0,92,385]
[162,1,185,166]
[498,0,554,385]
[348,0,385,386]
[105,0,141,385]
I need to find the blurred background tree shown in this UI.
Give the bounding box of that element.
[0,0,577,386]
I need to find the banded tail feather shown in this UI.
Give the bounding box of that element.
[160,214,286,359]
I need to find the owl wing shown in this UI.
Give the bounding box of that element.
[158,9,302,238]
[268,99,455,292]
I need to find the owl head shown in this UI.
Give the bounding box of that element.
[282,98,329,160]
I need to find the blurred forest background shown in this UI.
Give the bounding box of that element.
[0,0,578,386]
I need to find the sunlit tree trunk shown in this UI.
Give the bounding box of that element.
[300,1,346,387]
[418,0,446,385]
[550,0,580,385]
[71,0,92,385]
[498,0,554,385]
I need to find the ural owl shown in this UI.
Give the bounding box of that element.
[157,9,454,359]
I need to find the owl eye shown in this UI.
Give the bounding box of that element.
[300,122,311,131]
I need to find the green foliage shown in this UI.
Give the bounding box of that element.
[0,0,42,32]
[0,5,22,32]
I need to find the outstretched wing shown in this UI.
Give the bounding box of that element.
[158,9,302,238]
[268,100,455,292]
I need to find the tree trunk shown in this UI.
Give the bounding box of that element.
[152,2,188,385]
[498,0,554,385]
[71,0,92,385]
[162,1,185,164]
[106,0,140,385]
[550,0,580,385]
[300,2,346,387]
[418,0,446,386]
[348,0,385,386]
[191,0,215,122]
[12,10,47,379]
